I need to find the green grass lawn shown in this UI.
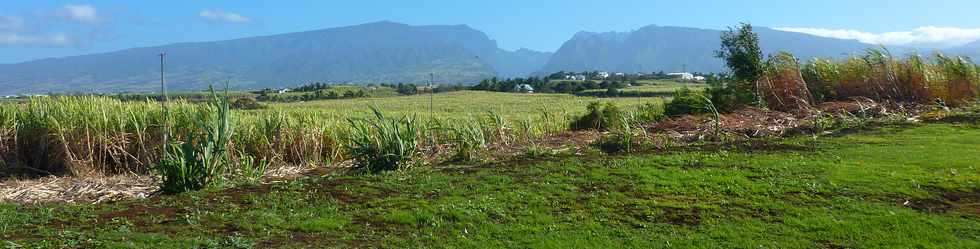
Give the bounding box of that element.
[2,123,978,248]
[253,91,659,124]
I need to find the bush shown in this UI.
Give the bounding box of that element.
[634,102,666,123]
[593,115,647,153]
[345,107,419,172]
[665,88,711,117]
[570,102,623,131]
[448,122,486,161]
[236,154,269,184]
[156,88,233,194]
[231,97,265,110]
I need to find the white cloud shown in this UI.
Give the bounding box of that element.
[198,10,251,23]
[775,26,980,48]
[0,32,71,45]
[0,16,24,30]
[59,4,101,24]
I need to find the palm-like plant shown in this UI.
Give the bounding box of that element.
[345,107,419,172]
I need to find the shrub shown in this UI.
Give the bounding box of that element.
[345,107,419,172]
[236,154,269,184]
[634,102,666,123]
[482,111,511,144]
[231,97,265,110]
[594,115,647,153]
[448,122,486,161]
[156,88,234,194]
[570,102,623,131]
[716,23,765,106]
[664,87,711,117]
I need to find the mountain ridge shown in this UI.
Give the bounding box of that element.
[537,24,879,75]
[0,21,550,95]
[2,21,978,95]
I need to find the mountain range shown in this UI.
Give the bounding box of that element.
[0,21,978,95]
[949,40,980,59]
[539,26,878,74]
[0,21,550,94]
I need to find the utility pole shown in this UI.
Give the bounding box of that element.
[427,73,435,147]
[160,52,170,153]
[428,73,434,121]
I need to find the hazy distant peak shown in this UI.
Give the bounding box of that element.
[964,40,980,49]
[514,48,550,54]
[571,30,629,42]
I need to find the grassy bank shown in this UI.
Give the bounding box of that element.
[2,123,978,248]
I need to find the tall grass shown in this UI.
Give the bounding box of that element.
[759,51,814,111]
[0,106,17,169]
[448,122,486,161]
[935,54,980,105]
[801,58,841,102]
[5,97,182,175]
[794,50,979,107]
[0,91,656,179]
[345,107,419,172]
[156,89,234,193]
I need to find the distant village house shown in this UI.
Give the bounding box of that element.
[667,72,706,82]
[513,84,534,93]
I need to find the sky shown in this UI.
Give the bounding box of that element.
[2,0,980,63]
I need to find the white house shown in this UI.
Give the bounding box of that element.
[513,84,534,93]
[565,75,586,81]
[597,71,610,79]
[667,72,695,81]
[693,76,707,82]
[277,88,291,94]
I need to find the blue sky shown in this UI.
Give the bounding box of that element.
[2,0,980,63]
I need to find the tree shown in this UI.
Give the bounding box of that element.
[716,22,764,106]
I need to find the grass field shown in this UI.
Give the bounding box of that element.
[577,80,708,97]
[259,91,658,122]
[3,123,978,248]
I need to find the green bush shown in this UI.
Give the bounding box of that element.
[593,115,647,153]
[448,122,486,161]
[665,88,712,117]
[156,88,233,194]
[231,97,265,110]
[345,107,419,172]
[236,154,269,184]
[570,102,623,131]
[634,102,666,123]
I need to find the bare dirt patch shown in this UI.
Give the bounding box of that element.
[903,189,980,216]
